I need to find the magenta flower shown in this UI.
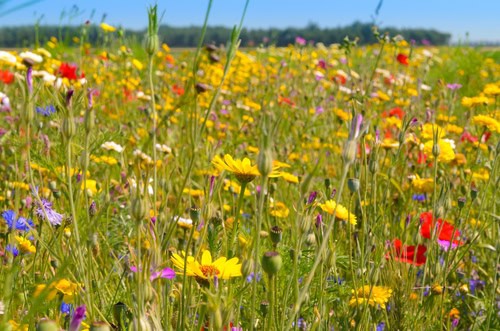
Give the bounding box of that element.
[130,266,175,281]
[69,305,86,331]
[295,36,306,46]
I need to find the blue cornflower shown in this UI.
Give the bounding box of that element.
[36,105,56,117]
[246,272,262,283]
[60,302,73,315]
[412,194,426,202]
[376,322,386,331]
[5,244,19,257]
[2,210,34,231]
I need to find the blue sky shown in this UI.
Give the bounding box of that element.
[0,0,498,42]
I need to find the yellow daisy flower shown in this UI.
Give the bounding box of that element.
[170,250,242,284]
[15,236,36,254]
[319,200,357,225]
[269,201,290,218]
[423,139,456,163]
[472,115,500,133]
[212,154,260,183]
[349,285,392,309]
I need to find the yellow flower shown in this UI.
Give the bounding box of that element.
[349,285,392,309]
[212,154,260,183]
[472,115,500,133]
[483,83,500,96]
[15,236,36,254]
[132,58,144,70]
[279,171,299,183]
[183,188,205,197]
[423,139,456,163]
[461,95,490,107]
[100,22,116,32]
[81,179,100,197]
[411,175,434,193]
[269,201,290,218]
[223,180,251,196]
[420,123,444,140]
[170,250,242,283]
[319,199,357,225]
[34,279,80,302]
[54,279,80,302]
[472,168,489,181]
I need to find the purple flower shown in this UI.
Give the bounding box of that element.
[295,36,306,46]
[307,191,317,204]
[446,83,462,90]
[315,106,324,115]
[35,199,64,226]
[437,239,459,251]
[130,266,175,281]
[69,305,86,331]
[26,67,33,93]
[377,322,386,331]
[209,175,216,197]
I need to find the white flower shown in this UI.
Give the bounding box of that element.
[174,216,193,227]
[442,138,456,150]
[19,51,43,64]
[422,49,433,58]
[155,143,172,154]
[102,141,124,153]
[0,50,17,64]
[0,300,4,315]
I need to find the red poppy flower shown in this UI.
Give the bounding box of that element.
[58,63,84,81]
[397,53,409,66]
[172,84,185,96]
[460,130,478,143]
[382,107,405,119]
[334,74,347,85]
[278,96,295,107]
[0,70,14,84]
[419,212,463,247]
[387,239,427,266]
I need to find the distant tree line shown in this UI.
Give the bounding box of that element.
[0,21,451,48]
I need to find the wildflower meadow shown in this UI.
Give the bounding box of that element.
[0,2,499,331]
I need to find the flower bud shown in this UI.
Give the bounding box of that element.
[261,251,282,276]
[270,226,282,245]
[257,148,273,178]
[130,316,152,331]
[113,302,130,329]
[90,322,111,331]
[84,109,95,133]
[131,196,148,221]
[305,232,316,246]
[145,34,159,56]
[36,319,59,331]
[241,258,255,279]
[347,178,360,193]
[260,301,269,317]
[61,116,76,140]
[432,142,440,157]
[342,140,357,165]
[457,197,466,209]
[189,206,201,224]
